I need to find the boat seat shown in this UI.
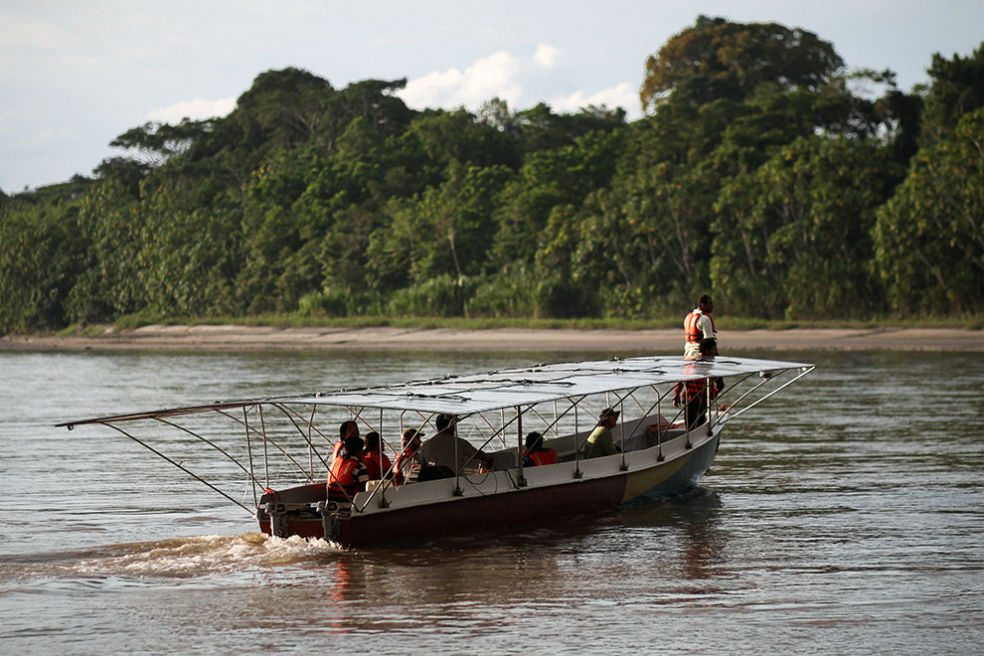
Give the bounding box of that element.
[259,482,328,506]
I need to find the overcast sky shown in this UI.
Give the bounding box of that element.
[2,1,981,192]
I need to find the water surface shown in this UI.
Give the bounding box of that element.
[1,349,981,654]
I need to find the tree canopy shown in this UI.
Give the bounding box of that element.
[1,16,982,333]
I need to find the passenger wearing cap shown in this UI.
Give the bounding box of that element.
[393,428,426,486]
[583,408,620,459]
[394,427,455,484]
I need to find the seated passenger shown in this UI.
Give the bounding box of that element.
[327,435,369,504]
[420,413,494,473]
[393,428,455,485]
[331,420,359,463]
[361,431,392,480]
[583,407,620,458]
[393,429,425,486]
[522,431,558,467]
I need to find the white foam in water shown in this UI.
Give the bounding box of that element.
[66,533,342,578]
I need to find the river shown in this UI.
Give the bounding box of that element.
[1,348,982,655]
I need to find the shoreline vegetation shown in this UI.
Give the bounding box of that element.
[2,18,982,337]
[3,318,982,353]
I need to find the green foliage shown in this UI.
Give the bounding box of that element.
[297,287,386,317]
[712,136,900,318]
[0,194,85,331]
[386,274,477,317]
[874,108,984,314]
[920,43,984,146]
[642,15,844,111]
[1,26,980,332]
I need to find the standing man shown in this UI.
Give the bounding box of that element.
[674,338,725,430]
[684,295,717,358]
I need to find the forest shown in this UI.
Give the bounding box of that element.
[2,16,983,333]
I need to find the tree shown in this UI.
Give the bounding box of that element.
[712,136,899,318]
[366,161,512,286]
[641,15,844,112]
[920,43,984,146]
[874,108,984,314]
[0,197,85,331]
[490,128,624,267]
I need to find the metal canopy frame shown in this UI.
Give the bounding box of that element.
[59,355,812,428]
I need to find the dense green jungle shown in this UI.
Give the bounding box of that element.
[2,16,983,334]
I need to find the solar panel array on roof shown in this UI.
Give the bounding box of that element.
[60,355,812,426]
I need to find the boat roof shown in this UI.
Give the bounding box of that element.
[60,354,811,427]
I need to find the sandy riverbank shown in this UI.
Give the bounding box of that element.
[2,325,982,353]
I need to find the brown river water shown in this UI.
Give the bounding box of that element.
[1,349,982,655]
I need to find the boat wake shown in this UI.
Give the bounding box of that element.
[1,534,344,584]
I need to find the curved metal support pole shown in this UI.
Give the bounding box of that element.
[102,422,253,514]
[727,366,816,420]
[154,416,263,488]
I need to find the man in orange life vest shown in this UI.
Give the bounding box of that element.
[673,337,725,430]
[332,420,360,463]
[522,431,558,467]
[327,435,370,504]
[684,295,717,358]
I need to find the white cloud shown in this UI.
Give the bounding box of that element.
[146,97,237,123]
[0,14,65,49]
[550,82,640,118]
[397,47,641,120]
[398,50,522,110]
[533,44,561,70]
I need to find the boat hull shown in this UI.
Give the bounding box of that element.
[258,428,722,547]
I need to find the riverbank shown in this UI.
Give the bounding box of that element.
[2,325,982,352]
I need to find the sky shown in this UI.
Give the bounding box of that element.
[2,1,982,193]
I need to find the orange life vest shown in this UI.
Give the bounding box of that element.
[327,456,363,501]
[392,448,420,486]
[684,309,715,346]
[522,448,559,466]
[331,440,345,461]
[362,450,392,481]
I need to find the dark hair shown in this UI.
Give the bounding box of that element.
[365,431,380,449]
[339,420,358,438]
[525,431,543,450]
[344,435,365,455]
[599,407,619,422]
[402,428,422,447]
[697,294,712,307]
[436,413,456,432]
[698,337,718,355]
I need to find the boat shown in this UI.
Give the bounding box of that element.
[59,354,813,547]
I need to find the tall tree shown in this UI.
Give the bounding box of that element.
[873,108,984,314]
[641,15,844,111]
[711,136,899,318]
[919,43,984,146]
